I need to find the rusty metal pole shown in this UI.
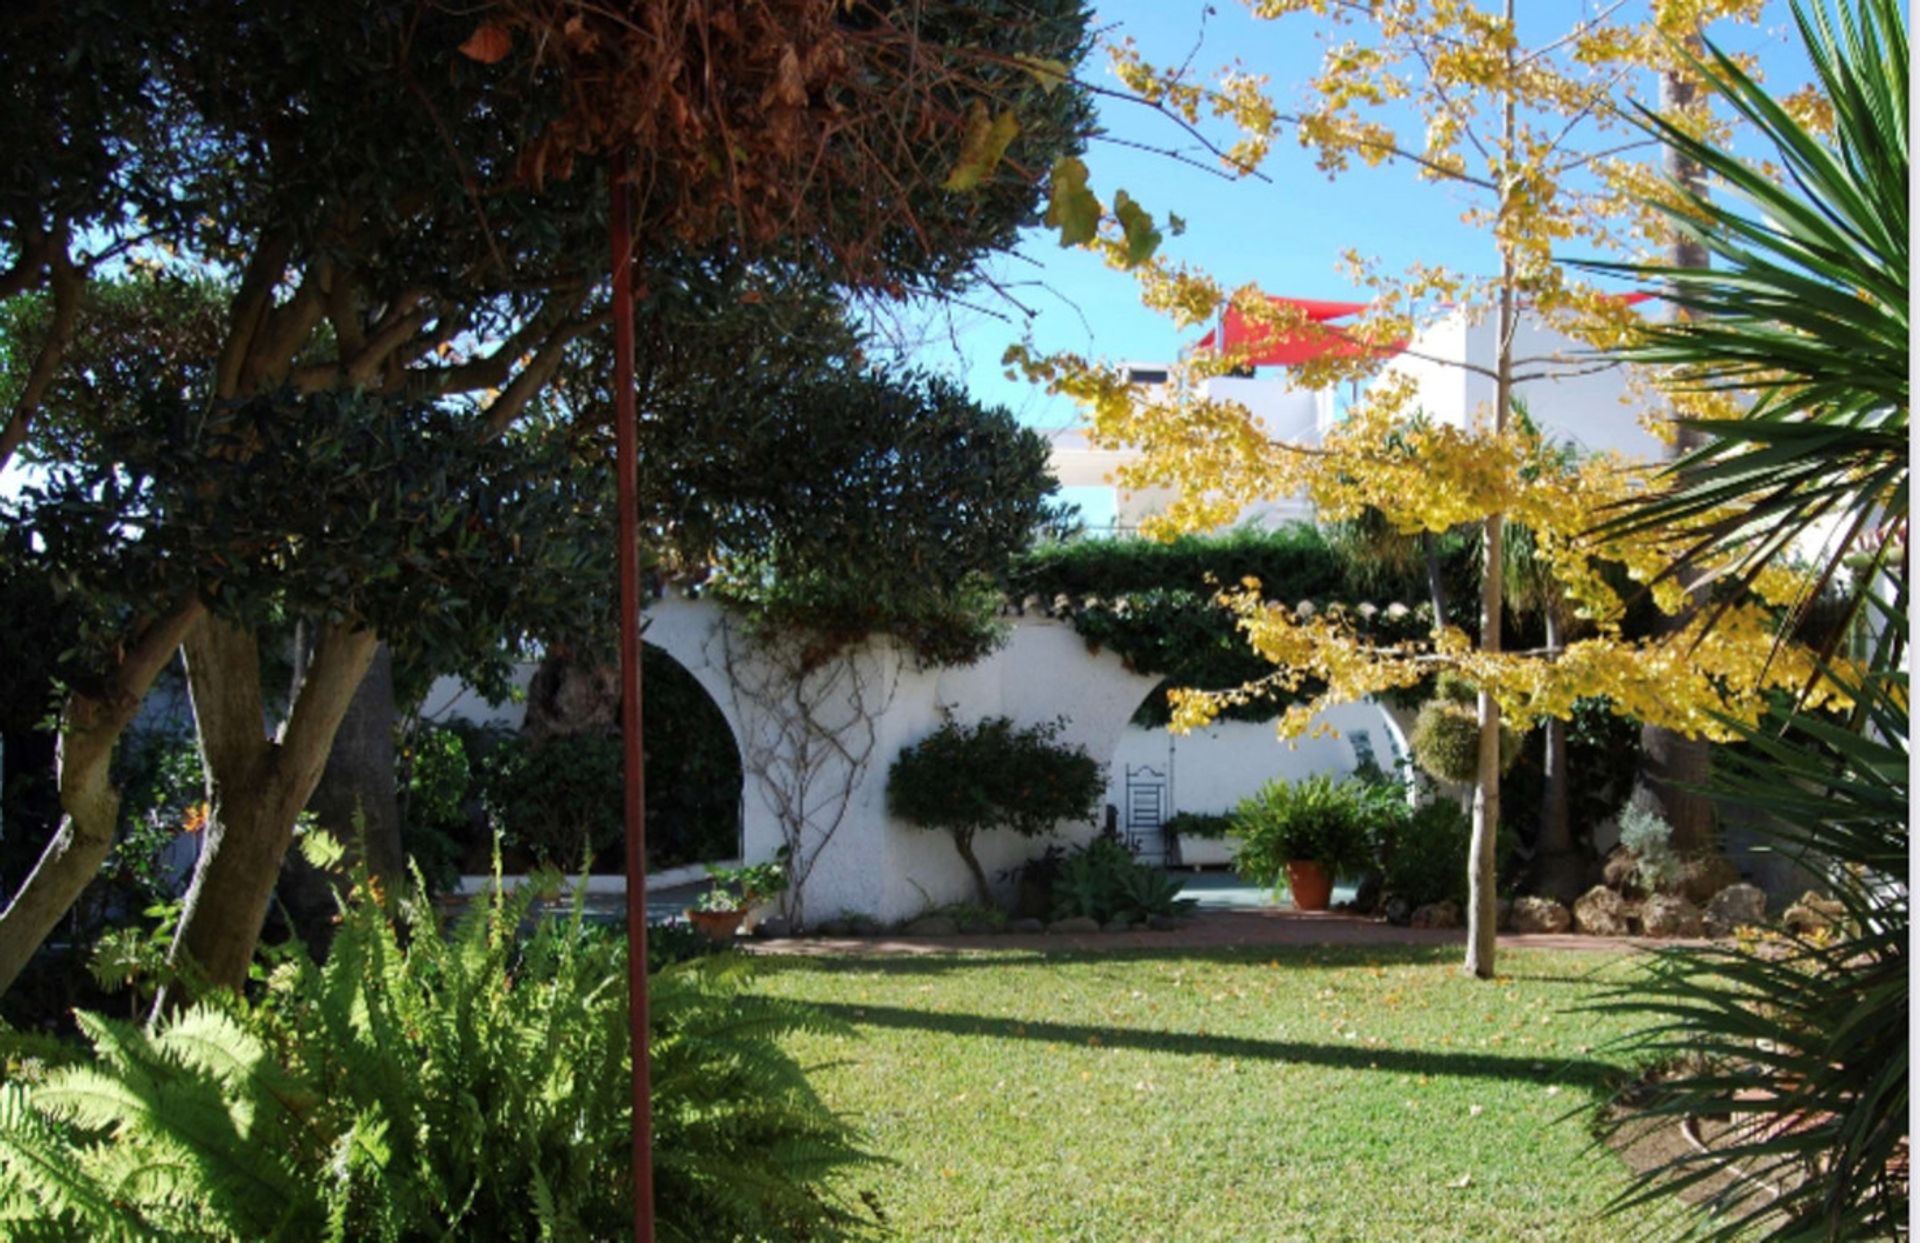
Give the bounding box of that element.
[611,145,656,1243]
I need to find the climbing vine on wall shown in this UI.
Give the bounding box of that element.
[1010,526,1463,723]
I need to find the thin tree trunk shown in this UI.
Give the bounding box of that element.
[1420,530,1450,629]
[1635,49,1718,856]
[0,600,203,996]
[160,616,378,1003]
[1465,0,1517,980]
[953,831,992,907]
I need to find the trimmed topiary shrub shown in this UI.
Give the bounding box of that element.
[887,716,1103,905]
[1408,676,1523,783]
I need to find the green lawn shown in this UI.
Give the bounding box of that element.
[754,944,1687,1242]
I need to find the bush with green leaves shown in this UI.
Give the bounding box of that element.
[1162,811,1234,841]
[1046,838,1194,924]
[1011,526,1449,725]
[1230,774,1383,885]
[887,716,1103,905]
[479,731,627,870]
[0,852,875,1241]
[1374,798,1475,909]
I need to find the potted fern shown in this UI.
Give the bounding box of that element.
[1230,775,1373,911]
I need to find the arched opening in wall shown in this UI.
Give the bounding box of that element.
[433,643,744,878]
[638,642,745,872]
[1104,679,1408,870]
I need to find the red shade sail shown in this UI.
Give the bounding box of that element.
[1193,295,1403,368]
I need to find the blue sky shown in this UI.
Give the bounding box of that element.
[889,0,1812,439]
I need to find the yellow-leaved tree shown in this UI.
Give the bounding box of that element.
[1009,0,1844,976]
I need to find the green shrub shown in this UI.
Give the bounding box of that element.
[0,860,874,1241]
[480,732,627,869]
[401,723,471,834]
[1376,798,1474,908]
[888,716,1103,904]
[1162,811,1233,840]
[1230,774,1380,883]
[1046,838,1194,923]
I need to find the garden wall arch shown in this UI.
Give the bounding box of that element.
[432,591,1400,926]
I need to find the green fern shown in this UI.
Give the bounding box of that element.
[0,855,877,1240]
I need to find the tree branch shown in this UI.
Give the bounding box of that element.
[0,224,51,302]
[213,233,294,399]
[0,239,83,472]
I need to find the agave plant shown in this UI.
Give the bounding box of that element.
[1590,0,1909,1237]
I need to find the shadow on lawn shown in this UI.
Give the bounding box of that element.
[756,941,1634,990]
[804,998,1624,1091]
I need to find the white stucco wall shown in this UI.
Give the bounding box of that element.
[1375,309,1663,460]
[1110,697,1409,823]
[427,597,1416,926]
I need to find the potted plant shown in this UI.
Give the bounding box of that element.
[1230,775,1373,911]
[688,858,788,942]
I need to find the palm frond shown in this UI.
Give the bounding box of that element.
[1586,0,1908,615]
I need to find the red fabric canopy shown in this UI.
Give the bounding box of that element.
[1193,295,1402,368]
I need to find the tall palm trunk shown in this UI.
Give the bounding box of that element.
[1531,607,1583,902]
[1634,50,1719,856]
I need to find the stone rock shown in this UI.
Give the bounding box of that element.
[1782,891,1847,935]
[1671,854,1743,906]
[903,915,959,937]
[1047,916,1101,935]
[1639,894,1705,939]
[1384,896,1414,927]
[1146,914,1183,932]
[1573,886,1632,937]
[1410,901,1461,929]
[1600,848,1640,894]
[1703,883,1768,937]
[1510,896,1572,935]
[1102,915,1137,934]
[1495,898,1514,932]
[1007,917,1046,934]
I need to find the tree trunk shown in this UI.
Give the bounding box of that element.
[1635,51,1718,856]
[160,616,378,1003]
[952,830,992,907]
[281,642,404,947]
[1466,5,1516,980]
[0,600,203,997]
[524,645,621,741]
[1420,531,1450,630]
[1530,608,1583,903]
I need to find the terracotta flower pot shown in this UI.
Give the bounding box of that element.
[1286,860,1334,911]
[688,908,746,943]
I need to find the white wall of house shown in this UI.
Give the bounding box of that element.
[1374,310,1663,460]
